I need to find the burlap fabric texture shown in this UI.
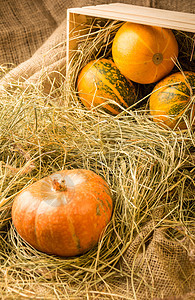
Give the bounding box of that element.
[0,1,194,299]
[0,0,69,94]
[113,220,195,299]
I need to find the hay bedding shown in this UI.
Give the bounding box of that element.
[1,91,195,300]
[0,2,195,300]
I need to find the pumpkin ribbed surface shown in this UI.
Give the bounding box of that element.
[112,22,178,84]
[149,71,195,129]
[12,169,113,257]
[77,58,136,115]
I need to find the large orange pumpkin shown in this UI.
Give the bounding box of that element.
[149,71,195,129]
[112,22,178,84]
[12,169,113,257]
[77,58,136,115]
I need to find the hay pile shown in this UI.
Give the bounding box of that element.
[0,20,194,299]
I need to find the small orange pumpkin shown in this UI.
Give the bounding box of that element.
[77,58,136,115]
[149,71,195,129]
[12,169,113,257]
[112,22,178,84]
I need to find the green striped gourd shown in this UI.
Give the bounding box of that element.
[149,71,195,129]
[77,59,136,115]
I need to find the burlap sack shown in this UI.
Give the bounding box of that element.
[0,21,67,94]
[113,221,195,299]
[0,0,70,93]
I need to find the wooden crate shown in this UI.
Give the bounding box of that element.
[66,3,195,70]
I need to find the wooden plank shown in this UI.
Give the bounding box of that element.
[101,3,195,23]
[67,11,89,72]
[68,3,195,32]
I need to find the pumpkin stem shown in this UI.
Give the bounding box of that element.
[152,53,163,65]
[52,179,67,192]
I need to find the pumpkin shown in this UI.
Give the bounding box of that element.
[112,22,178,84]
[77,58,136,115]
[12,169,113,257]
[149,71,195,129]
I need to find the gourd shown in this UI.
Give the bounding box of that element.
[77,58,136,115]
[12,169,113,257]
[149,71,195,129]
[112,22,178,84]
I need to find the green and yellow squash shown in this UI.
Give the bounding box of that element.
[149,71,195,129]
[77,58,136,115]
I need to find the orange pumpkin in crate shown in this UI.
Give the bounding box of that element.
[12,169,113,257]
[112,22,178,84]
[77,58,136,115]
[149,71,195,129]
